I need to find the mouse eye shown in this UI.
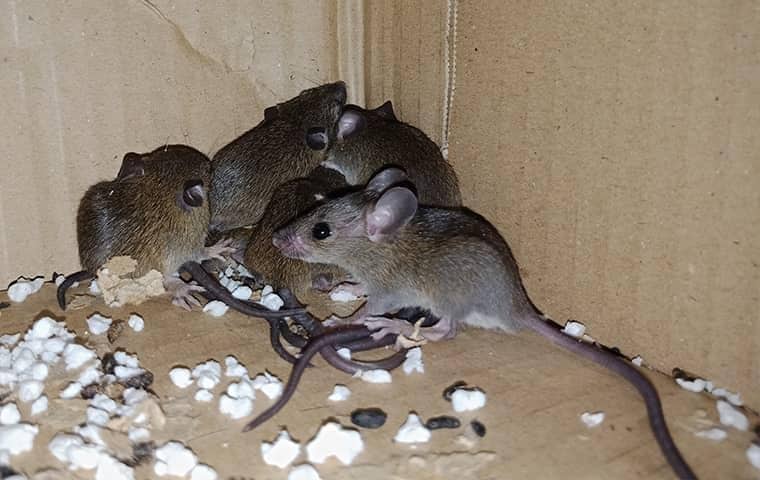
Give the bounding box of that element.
[181,179,205,209]
[306,127,328,150]
[312,222,331,240]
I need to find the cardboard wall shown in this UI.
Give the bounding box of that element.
[447,1,760,405]
[1,0,757,407]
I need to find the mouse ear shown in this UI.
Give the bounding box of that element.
[373,101,397,121]
[264,105,279,121]
[306,127,328,150]
[337,109,366,139]
[117,153,145,180]
[366,167,408,193]
[182,179,205,209]
[366,186,418,241]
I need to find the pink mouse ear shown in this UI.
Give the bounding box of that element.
[366,186,418,242]
[337,109,366,139]
[366,167,408,193]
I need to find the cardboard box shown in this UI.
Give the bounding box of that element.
[1,1,757,478]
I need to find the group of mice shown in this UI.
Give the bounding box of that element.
[56,81,695,478]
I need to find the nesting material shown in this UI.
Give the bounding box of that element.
[306,422,364,465]
[169,367,194,389]
[694,428,727,441]
[631,356,644,367]
[355,369,392,384]
[450,387,487,412]
[18,380,44,402]
[194,389,214,403]
[747,444,760,470]
[7,277,45,303]
[154,441,198,477]
[393,413,432,444]
[89,280,101,295]
[580,411,606,428]
[327,385,351,402]
[192,361,222,390]
[329,289,359,303]
[30,395,48,416]
[288,464,322,480]
[0,404,20,425]
[712,388,743,406]
[127,314,144,332]
[336,348,351,360]
[258,289,284,311]
[224,356,248,378]
[218,394,253,420]
[203,301,229,317]
[190,464,218,480]
[64,344,97,370]
[261,430,301,469]
[561,320,586,338]
[676,377,707,393]
[251,372,283,400]
[716,400,748,431]
[231,286,253,300]
[402,347,424,375]
[0,423,39,455]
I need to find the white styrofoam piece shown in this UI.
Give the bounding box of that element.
[393,413,431,444]
[261,430,301,469]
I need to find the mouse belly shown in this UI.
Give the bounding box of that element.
[461,311,521,334]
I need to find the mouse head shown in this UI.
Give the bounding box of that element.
[268,81,348,153]
[272,167,418,268]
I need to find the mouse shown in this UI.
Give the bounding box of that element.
[57,145,304,321]
[243,166,353,300]
[251,167,696,479]
[209,81,348,232]
[321,101,461,207]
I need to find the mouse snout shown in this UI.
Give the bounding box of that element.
[272,230,307,259]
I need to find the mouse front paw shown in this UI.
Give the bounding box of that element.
[204,237,238,261]
[364,317,414,340]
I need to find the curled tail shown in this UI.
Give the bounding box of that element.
[57,271,94,310]
[524,314,696,479]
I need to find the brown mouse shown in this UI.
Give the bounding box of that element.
[322,101,461,207]
[209,81,348,232]
[58,145,302,321]
[243,166,353,300]
[251,168,695,479]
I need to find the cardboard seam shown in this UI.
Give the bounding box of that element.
[441,0,458,160]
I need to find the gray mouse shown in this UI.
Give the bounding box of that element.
[209,81,348,232]
[255,168,695,479]
[322,101,461,207]
[243,166,353,300]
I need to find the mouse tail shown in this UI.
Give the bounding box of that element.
[57,271,94,310]
[523,313,697,480]
[242,325,377,432]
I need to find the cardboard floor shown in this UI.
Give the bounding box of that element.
[0,284,756,479]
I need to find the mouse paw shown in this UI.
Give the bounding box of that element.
[204,237,238,261]
[165,278,205,311]
[364,317,414,340]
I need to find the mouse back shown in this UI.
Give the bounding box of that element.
[77,145,212,277]
[324,102,462,207]
[210,82,348,232]
[244,166,351,299]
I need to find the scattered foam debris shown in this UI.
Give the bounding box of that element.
[631,355,644,367]
[192,360,222,390]
[127,314,144,332]
[54,273,66,287]
[18,380,44,402]
[580,411,606,428]
[219,394,253,419]
[60,382,83,399]
[676,377,706,393]
[0,423,38,455]
[695,428,727,441]
[89,280,101,295]
[154,441,198,477]
[306,421,363,465]
[194,389,213,403]
[716,400,748,431]
[231,286,253,300]
[64,344,97,370]
[258,286,284,311]
[190,464,218,480]
[402,347,424,375]
[288,464,322,480]
[7,277,44,303]
[336,348,351,360]
[329,289,359,303]
[561,320,586,338]
[450,387,487,412]
[30,395,48,416]
[355,369,392,384]
[226,380,255,400]
[95,454,134,480]
[712,388,743,406]
[393,413,431,444]
[0,404,20,425]
[328,385,351,402]
[224,356,248,378]
[86,314,113,335]
[261,430,301,469]
[0,334,20,347]
[203,301,229,317]
[747,444,760,470]
[251,371,283,399]
[128,427,150,443]
[169,367,194,389]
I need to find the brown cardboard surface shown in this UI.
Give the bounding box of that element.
[0,0,348,286]
[447,1,760,407]
[1,284,757,479]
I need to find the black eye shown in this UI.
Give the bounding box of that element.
[306,127,328,150]
[312,222,331,240]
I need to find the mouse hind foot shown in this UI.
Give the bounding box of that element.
[164,276,205,311]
